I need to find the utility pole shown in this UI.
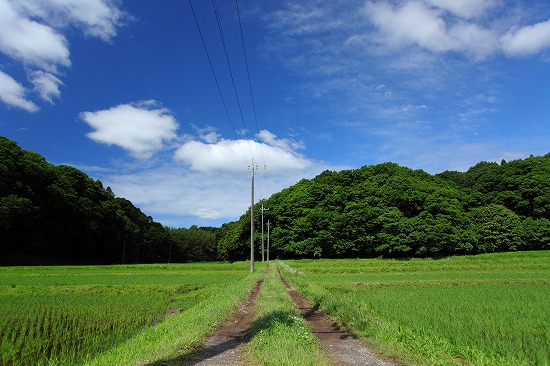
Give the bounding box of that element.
[121,233,127,264]
[267,220,271,262]
[250,161,255,273]
[260,204,269,262]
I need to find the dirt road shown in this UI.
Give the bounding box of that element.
[183,265,400,365]
[278,268,399,366]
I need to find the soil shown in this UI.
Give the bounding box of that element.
[181,265,401,366]
[184,275,265,366]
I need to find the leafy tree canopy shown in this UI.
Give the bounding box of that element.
[3,136,549,263]
[0,136,217,265]
[219,155,550,260]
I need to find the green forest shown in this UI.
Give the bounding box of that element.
[0,137,216,265]
[218,153,550,260]
[2,136,549,265]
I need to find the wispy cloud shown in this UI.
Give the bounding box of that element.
[0,70,39,112]
[423,0,498,19]
[30,70,63,104]
[256,0,550,173]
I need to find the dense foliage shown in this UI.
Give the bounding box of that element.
[0,137,217,265]
[3,135,549,263]
[218,154,550,260]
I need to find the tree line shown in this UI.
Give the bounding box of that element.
[3,135,549,264]
[218,154,550,260]
[0,137,217,265]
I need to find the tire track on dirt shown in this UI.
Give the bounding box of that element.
[277,266,400,366]
[184,273,266,366]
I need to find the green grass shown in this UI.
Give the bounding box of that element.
[280,251,550,366]
[0,262,257,366]
[244,263,330,366]
[3,253,548,365]
[86,264,266,366]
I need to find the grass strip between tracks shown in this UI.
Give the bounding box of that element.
[244,262,330,366]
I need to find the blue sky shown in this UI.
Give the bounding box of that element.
[1,0,549,228]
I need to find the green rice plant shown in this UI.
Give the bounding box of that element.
[281,251,550,366]
[0,261,255,366]
[86,264,266,366]
[0,292,172,365]
[244,263,329,366]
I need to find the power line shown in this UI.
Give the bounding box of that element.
[235,0,269,200]
[234,0,264,159]
[211,0,255,162]
[215,0,271,203]
[187,0,250,167]
[189,0,271,271]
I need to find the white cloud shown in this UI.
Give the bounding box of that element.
[12,0,125,42]
[0,0,125,111]
[30,70,63,103]
[83,126,340,226]
[96,157,342,227]
[0,0,70,70]
[191,124,222,143]
[174,135,312,173]
[364,1,452,52]
[450,22,499,58]
[0,70,39,112]
[52,0,124,41]
[362,1,498,58]
[501,19,550,56]
[72,123,348,227]
[174,139,253,172]
[81,101,179,159]
[257,129,305,152]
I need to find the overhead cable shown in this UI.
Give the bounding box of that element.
[187,0,249,167]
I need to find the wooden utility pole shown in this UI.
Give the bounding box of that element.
[250,161,255,273]
[121,233,127,264]
[260,204,269,262]
[267,220,271,262]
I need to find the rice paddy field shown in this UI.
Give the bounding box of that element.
[280,251,550,366]
[1,252,549,366]
[0,262,259,366]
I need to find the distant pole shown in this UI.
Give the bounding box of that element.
[260,204,269,262]
[250,161,255,273]
[121,233,127,264]
[267,220,271,262]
